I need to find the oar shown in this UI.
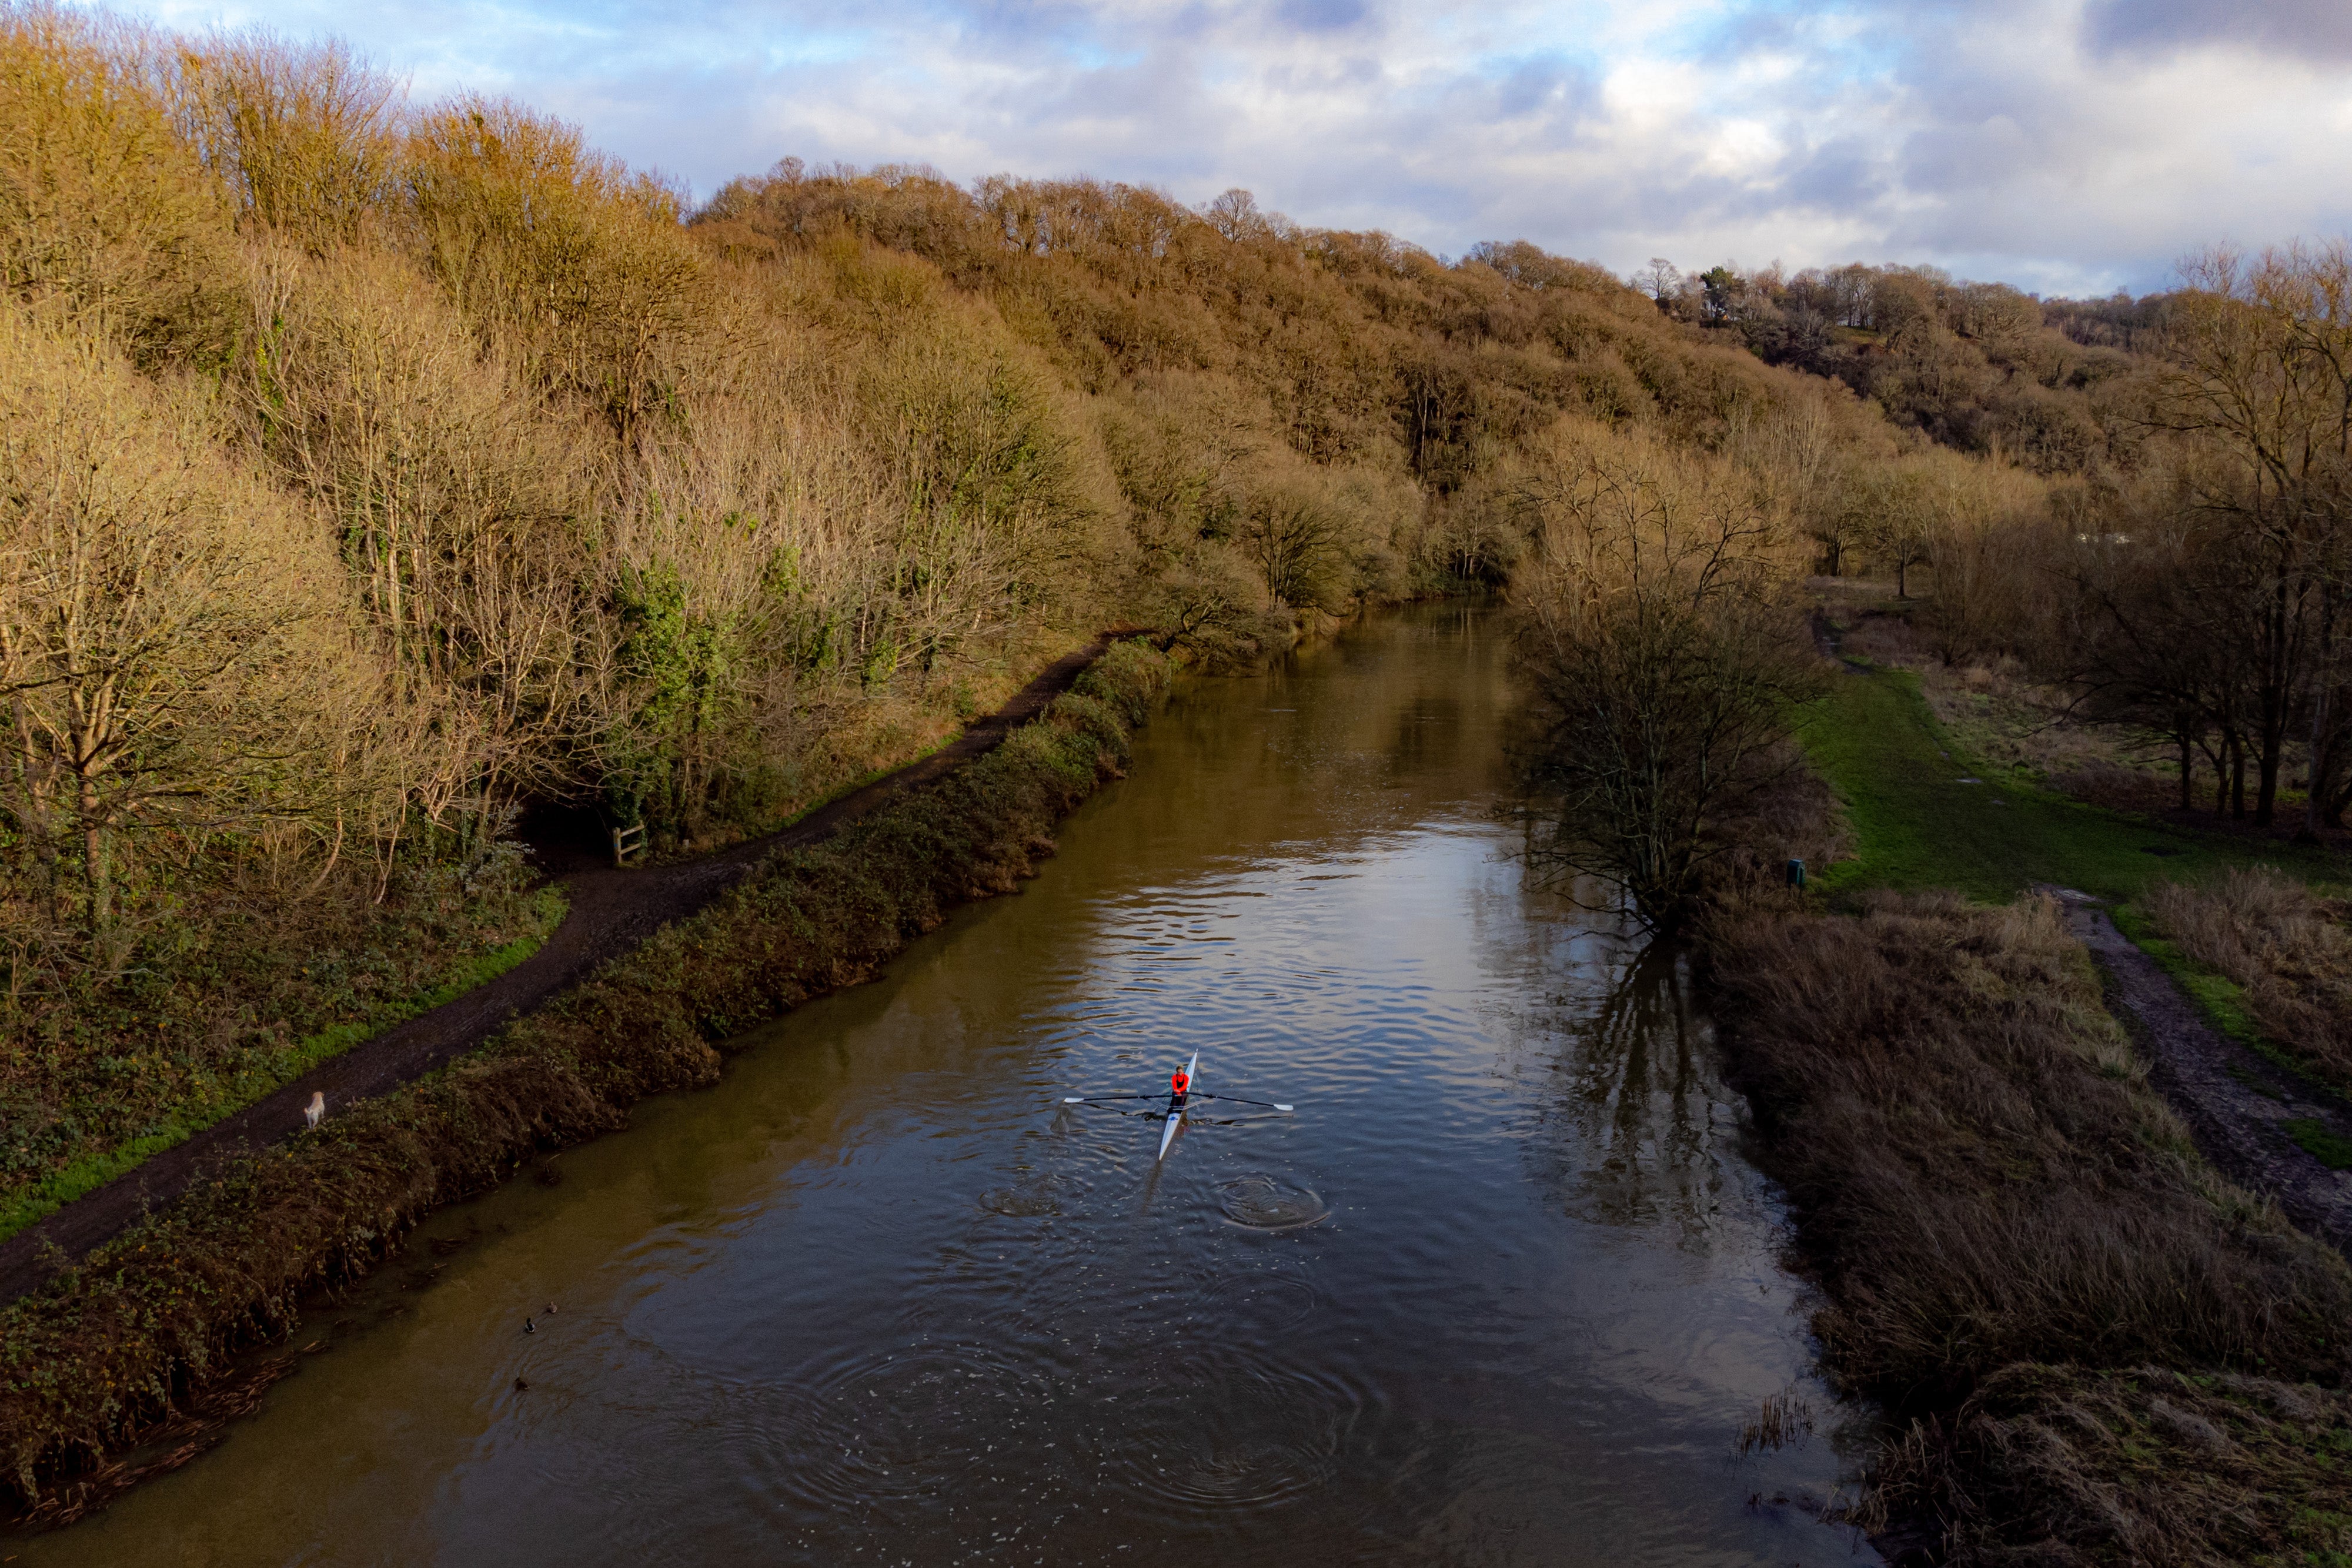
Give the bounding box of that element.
[1192,1093,1293,1111]
[1080,1104,1284,1125]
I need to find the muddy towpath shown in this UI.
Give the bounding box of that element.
[0,641,1110,1307]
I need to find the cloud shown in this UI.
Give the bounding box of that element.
[119,0,2352,296]
[2082,0,2352,63]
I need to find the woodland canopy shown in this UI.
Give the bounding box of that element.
[3,0,2347,1223]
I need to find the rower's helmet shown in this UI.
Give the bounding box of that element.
[1172,1070,1190,1094]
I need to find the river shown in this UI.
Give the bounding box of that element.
[21,607,1876,1566]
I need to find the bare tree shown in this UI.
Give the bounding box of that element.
[2139,243,2352,828]
[1633,257,1681,308]
[1851,464,1936,598]
[0,312,352,944]
[1204,188,1265,243]
[1511,422,1823,933]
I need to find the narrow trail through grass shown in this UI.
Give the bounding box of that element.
[1800,662,2342,902]
[0,891,567,1248]
[1774,658,2352,1566]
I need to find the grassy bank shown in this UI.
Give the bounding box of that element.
[1803,661,2352,1101]
[1799,663,2340,902]
[1712,648,2352,1562]
[0,640,1172,1519]
[1,859,567,1247]
[0,887,564,1247]
[1709,892,2352,1564]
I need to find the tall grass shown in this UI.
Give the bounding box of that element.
[1709,891,2352,1562]
[2146,868,2352,1096]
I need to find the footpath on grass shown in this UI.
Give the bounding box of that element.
[1800,658,2352,1252]
[0,638,1113,1309]
[1802,659,2339,901]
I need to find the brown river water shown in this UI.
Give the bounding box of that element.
[20,607,1878,1566]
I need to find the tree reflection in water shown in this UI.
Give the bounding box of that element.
[1521,934,1745,1243]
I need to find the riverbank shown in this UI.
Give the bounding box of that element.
[0,637,1124,1308]
[1710,633,2352,1563]
[1710,891,2352,1566]
[1800,653,2352,1215]
[1800,658,2341,902]
[0,640,1173,1522]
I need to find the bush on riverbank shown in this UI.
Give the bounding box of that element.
[1709,890,2352,1563]
[0,640,1170,1517]
[1508,417,1830,934]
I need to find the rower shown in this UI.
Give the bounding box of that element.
[1057,1050,1292,1167]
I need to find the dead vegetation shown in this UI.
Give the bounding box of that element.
[1735,1386,1817,1457]
[2145,867,2352,1096]
[1708,890,2352,1564]
[1875,1365,2352,1567]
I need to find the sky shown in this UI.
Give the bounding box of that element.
[119,0,2352,297]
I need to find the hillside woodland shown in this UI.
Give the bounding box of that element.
[1643,257,2137,475]
[0,1,1943,1212]
[10,1,2352,1558]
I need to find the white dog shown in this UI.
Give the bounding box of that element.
[304,1091,326,1129]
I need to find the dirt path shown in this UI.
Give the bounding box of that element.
[2046,888,2352,1254]
[0,641,1112,1307]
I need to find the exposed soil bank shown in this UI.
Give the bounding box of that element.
[0,641,1172,1520]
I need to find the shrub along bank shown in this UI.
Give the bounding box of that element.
[1709,891,2352,1564]
[1698,721,2352,1566]
[0,638,1172,1518]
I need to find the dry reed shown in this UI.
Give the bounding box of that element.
[1709,891,2352,1563]
[2146,868,2352,1095]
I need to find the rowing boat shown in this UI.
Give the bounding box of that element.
[1158,1050,1198,1162]
[1058,1053,1290,1164]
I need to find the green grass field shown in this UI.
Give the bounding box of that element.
[1799,663,2344,902]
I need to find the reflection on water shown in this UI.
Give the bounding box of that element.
[1526,945,1732,1239]
[19,607,1877,1567]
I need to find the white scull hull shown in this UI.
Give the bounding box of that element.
[1158,1051,1198,1161]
